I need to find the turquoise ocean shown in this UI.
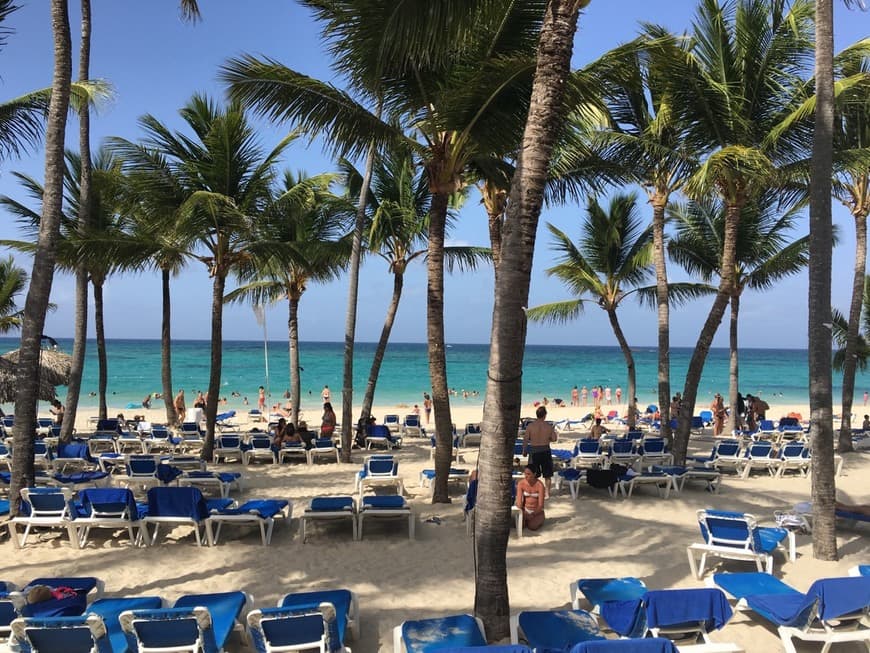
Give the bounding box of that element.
[5,337,869,414]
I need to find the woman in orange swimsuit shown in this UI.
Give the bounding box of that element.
[515,465,546,531]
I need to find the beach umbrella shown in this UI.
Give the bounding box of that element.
[0,348,72,402]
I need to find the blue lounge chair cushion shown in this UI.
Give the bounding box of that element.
[401,614,486,651]
[254,606,342,653]
[517,610,604,652]
[56,443,93,461]
[12,615,106,653]
[577,578,646,637]
[551,449,573,461]
[857,565,870,577]
[568,639,678,653]
[123,608,214,652]
[173,591,246,651]
[279,589,352,643]
[78,488,139,519]
[214,499,287,519]
[146,487,209,520]
[560,468,583,481]
[89,596,162,653]
[700,510,787,553]
[421,469,468,480]
[643,588,732,633]
[155,464,183,484]
[310,497,354,512]
[0,499,9,516]
[53,471,109,485]
[21,577,96,617]
[362,495,405,509]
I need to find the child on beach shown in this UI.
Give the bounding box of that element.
[258,386,266,416]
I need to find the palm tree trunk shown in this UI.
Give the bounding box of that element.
[202,273,226,461]
[651,197,671,443]
[427,190,455,504]
[674,201,742,464]
[161,267,176,425]
[728,294,740,434]
[606,308,636,428]
[360,271,403,423]
[340,101,380,462]
[61,0,91,443]
[288,295,301,426]
[838,209,866,453]
[93,279,107,420]
[10,0,72,515]
[475,0,583,638]
[809,0,838,561]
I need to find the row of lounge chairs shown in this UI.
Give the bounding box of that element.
[9,486,290,548]
[690,440,843,478]
[1,576,360,653]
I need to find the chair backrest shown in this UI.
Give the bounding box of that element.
[20,487,74,519]
[95,419,120,433]
[642,439,665,454]
[314,438,334,449]
[11,614,107,653]
[180,422,202,437]
[611,439,634,454]
[404,415,420,427]
[216,435,241,449]
[1,415,13,428]
[366,457,397,476]
[759,419,775,432]
[79,487,137,519]
[149,426,169,440]
[146,487,208,521]
[746,441,773,458]
[641,587,732,636]
[691,416,704,429]
[577,440,601,455]
[715,441,740,457]
[249,605,341,653]
[127,455,161,477]
[697,510,758,551]
[780,442,806,459]
[805,576,870,622]
[120,607,214,653]
[779,417,800,428]
[383,414,400,425]
[33,441,50,457]
[465,423,481,434]
[368,424,391,438]
[249,435,272,449]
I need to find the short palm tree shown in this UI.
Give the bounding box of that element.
[226,170,352,426]
[122,95,293,458]
[528,192,709,425]
[668,195,810,431]
[0,256,27,333]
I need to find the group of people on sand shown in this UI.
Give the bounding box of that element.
[569,384,622,408]
[709,391,771,435]
[270,401,336,451]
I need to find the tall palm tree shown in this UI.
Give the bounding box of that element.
[221,1,550,502]
[668,196,811,431]
[0,148,128,420]
[585,31,699,442]
[658,0,814,464]
[0,256,27,333]
[128,95,292,458]
[226,170,352,426]
[833,276,870,374]
[343,149,490,424]
[832,50,870,453]
[9,0,72,515]
[474,0,590,638]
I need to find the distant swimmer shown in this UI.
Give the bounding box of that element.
[142,394,152,409]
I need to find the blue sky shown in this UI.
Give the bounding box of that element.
[0,1,867,349]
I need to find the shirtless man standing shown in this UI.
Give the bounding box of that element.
[523,406,558,498]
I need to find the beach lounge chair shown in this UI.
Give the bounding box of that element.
[53,442,95,474]
[652,466,721,493]
[10,486,80,549]
[402,415,424,438]
[74,487,145,547]
[301,496,357,543]
[120,590,248,653]
[177,422,205,453]
[609,439,638,468]
[247,604,350,653]
[366,424,397,450]
[213,434,244,464]
[573,439,606,469]
[687,509,791,579]
[394,614,487,652]
[15,577,102,623]
[554,467,585,500]
[207,498,291,545]
[638,438,672,469]
[244,434,277,465]
[118,454,166,493]
[464,477,523,538]
[277,441,308,464]
[143,486,231,546]
[419,468,470,495]
[570,577,648,614]
[10,596,163,653]
[509,609,605,649]
[279,588,360,642]
[143,426,173,453]
[356,455,404,496]
[850,565,870,577]
[384,414,401,433]
[713,572,870,653]
[308,438,340,465]
[181,470,243,499]
[771,442,810,478]
[755,420,777,440]
[115,430,145,455]
[358,495,414,540]
[707,441,743,474]
[738,441,775,479]
[616,469,679,499]
[461,423,482,448]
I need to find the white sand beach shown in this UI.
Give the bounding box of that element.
[5,400,869,652]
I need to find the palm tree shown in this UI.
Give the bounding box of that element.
[226,170,352,426]
[128,95,292,459]
[221,1,549,502]
[832,50,870,453]
[668,196,810,431]
[658,0,814,464]
[9,0,72,515]
[0,148,128,420]
[474,0,590,638]
[833,276,870,373]
[585,31,700,443]
[344,149,490,424]
[0,256,27,333]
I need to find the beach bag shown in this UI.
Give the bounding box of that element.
[587,468,618,489]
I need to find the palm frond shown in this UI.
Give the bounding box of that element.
[526,299,585,325]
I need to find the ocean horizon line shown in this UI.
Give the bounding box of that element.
[0,336,812,354]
